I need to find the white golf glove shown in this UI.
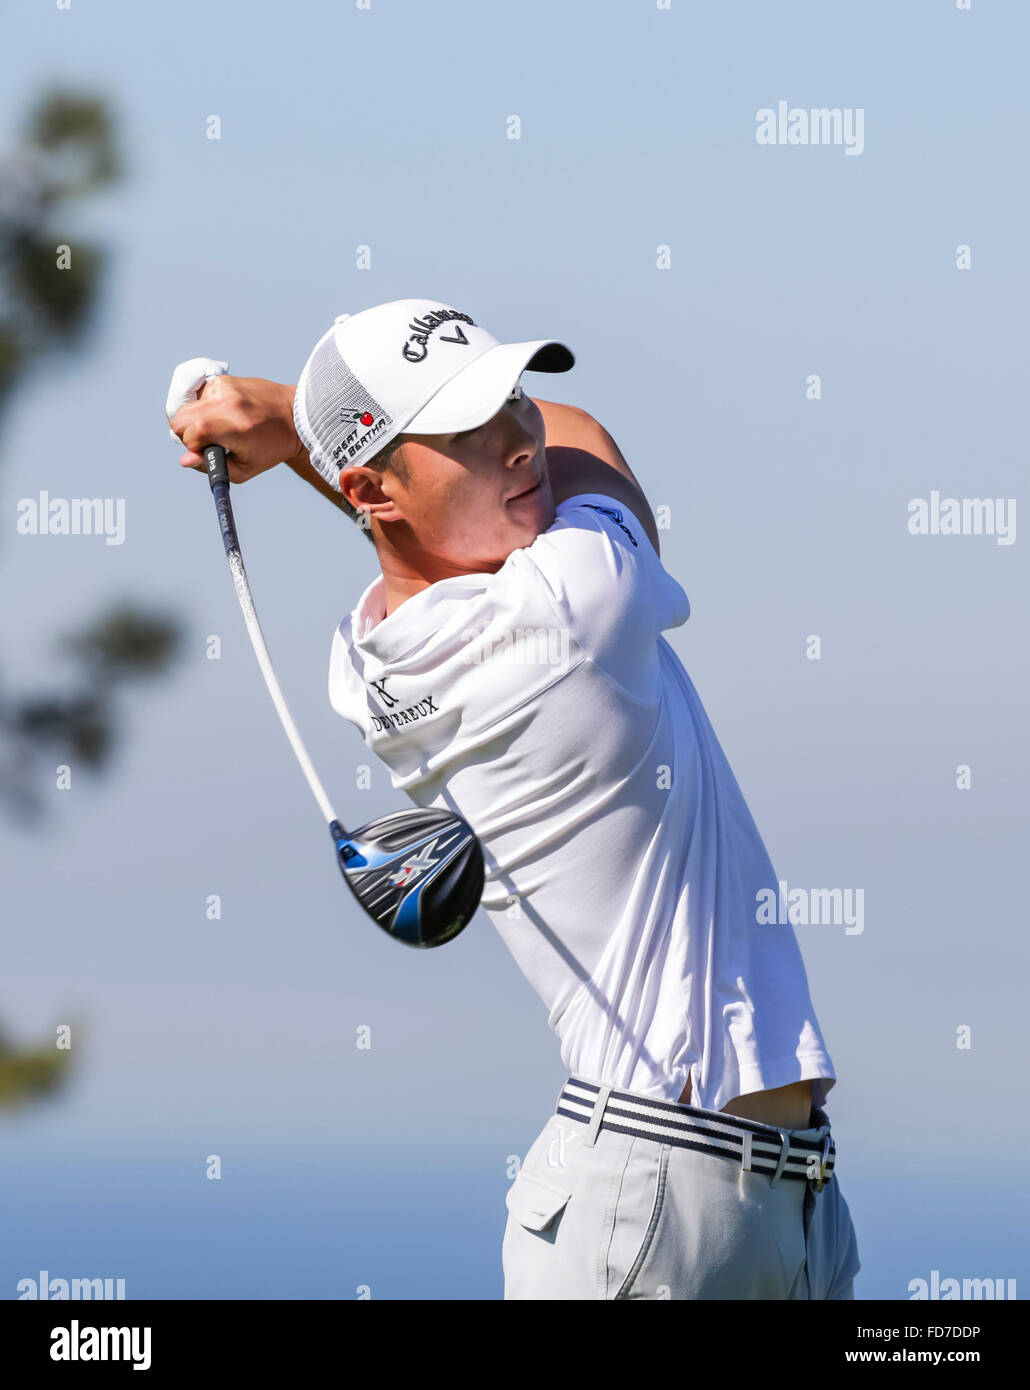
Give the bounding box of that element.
[165,357,229,442]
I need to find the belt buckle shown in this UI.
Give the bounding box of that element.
[807,1134,832,1192]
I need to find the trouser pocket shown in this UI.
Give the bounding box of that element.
[609,1141,670,1299]
[504,1170,572,1240]
[502,1116,636,1300]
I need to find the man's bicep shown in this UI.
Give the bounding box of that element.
[546,446,661,556]
[532,399,659,554]
[521,500,690,696]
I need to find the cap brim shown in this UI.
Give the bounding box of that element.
[403,339,574,435]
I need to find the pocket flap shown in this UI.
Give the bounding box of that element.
[506,1171,572,1231]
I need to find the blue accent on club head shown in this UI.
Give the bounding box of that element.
[389,886,426,947]
[329,811,481,949]
[335,827,457,874]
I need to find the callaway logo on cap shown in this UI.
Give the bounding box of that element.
[293,298,575,491]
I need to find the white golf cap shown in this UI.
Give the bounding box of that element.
[293,298,575,490]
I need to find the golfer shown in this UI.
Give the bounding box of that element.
[167,298,861,1300]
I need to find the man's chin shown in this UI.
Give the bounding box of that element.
[511,488,556,537]
[487,493,555,563]
[513,509,553,549]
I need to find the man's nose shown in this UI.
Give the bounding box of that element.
[501,413,540,466]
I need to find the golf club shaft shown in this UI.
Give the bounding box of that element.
[204,444,340,828]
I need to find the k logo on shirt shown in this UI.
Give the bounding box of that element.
[369,676,397,708]
[367,676,440,734]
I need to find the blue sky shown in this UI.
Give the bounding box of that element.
[1,0,1027,1299]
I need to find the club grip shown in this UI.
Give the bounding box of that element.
[204,444,229,491]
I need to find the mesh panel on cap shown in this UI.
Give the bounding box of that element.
[295,328,394,488]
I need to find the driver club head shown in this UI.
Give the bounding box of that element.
[330,808,484,948]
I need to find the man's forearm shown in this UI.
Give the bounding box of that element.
[279,391,608,516]
[279,386,351,513]
[283,446,350,513]
[278,388,655,537]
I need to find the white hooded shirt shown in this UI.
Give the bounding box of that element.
[328,493,837,1112]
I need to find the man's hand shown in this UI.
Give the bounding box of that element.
[169,374,308,483]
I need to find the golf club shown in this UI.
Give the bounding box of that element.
[202,443,484,948]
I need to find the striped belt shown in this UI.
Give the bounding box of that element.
[556,1076,836,1191]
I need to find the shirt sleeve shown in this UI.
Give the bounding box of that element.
[518,493,690,698]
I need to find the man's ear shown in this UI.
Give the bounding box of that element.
[339,465,406,526]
